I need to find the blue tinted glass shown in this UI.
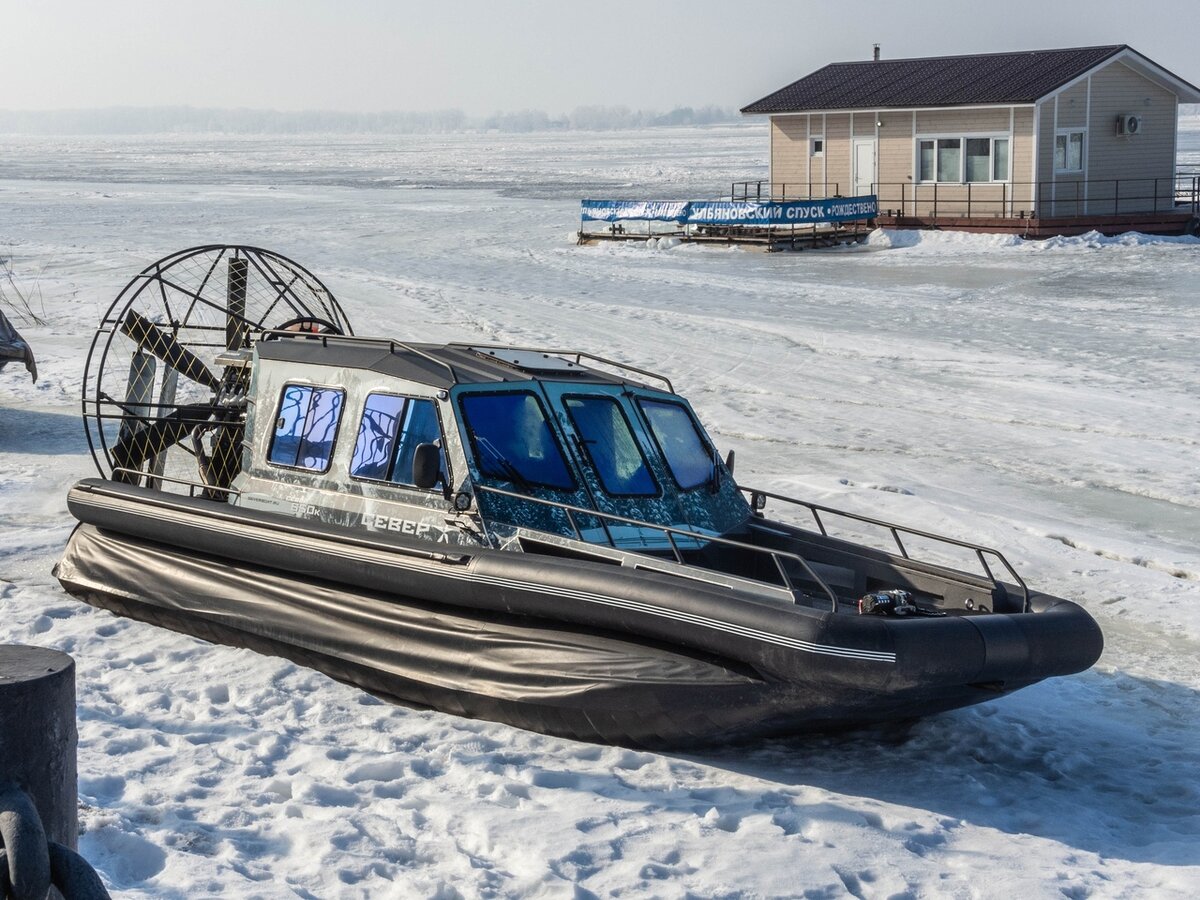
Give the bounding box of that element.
[460,392,574,490]
[351,394,407,480]
[639,399,713,490]
[269,385,343,471]
[391,399,443,488]
[564,396,656,497]
[269,385,312,466]
[295,389,343,471]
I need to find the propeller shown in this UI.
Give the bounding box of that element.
[83,246,352,490]
[118,310,220,392]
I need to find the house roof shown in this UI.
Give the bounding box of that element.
[741,45,1200,114]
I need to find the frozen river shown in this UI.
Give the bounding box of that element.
[2,124,1199,897]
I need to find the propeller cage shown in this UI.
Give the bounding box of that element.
[82,246,352,494]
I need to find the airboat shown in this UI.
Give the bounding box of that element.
[56,245,1103,746]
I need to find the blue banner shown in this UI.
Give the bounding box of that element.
[579,200,689,223]
[581,196,877,225]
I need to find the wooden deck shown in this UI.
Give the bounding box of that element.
[876,210,1198,238]
[577,221,873,252]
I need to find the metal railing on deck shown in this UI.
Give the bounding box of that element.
[473,483,841,611]
[731,174,1199,220]
[871,174,1198,219]
[739,486,1030,612]
[730,181,842,201]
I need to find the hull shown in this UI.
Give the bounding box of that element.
[57,479,1104,747]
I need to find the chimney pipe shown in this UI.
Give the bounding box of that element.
[873,44,881,62]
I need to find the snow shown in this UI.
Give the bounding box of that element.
[2,123,1200,897]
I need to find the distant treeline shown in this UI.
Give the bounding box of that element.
[0,105,739,135]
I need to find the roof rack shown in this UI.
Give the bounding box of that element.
[258,330,461,385]
[449,342,674,393]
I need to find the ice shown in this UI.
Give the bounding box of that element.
[3,122,1200,896]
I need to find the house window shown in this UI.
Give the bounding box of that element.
[918,136,1010,183]
[1054,130,1084,172]
[992,138,1010,181]
[268,384,345,472]
[810,138,824,156]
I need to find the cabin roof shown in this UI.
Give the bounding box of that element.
[741,44,1155,114]
[256,336,669,392]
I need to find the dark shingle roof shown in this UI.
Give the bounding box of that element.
[741,45,1129,114]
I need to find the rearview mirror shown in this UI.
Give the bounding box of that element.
[412,443,441,490]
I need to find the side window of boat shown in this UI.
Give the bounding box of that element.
[562,395,658,497]
[350,393,445,489]
[458,391,575,491]
[637,398,714,491]
[268,384,345,472]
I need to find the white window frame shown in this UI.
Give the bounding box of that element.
[1054,128,1086,174]
[810,137,824,157]
[915,133,1012,184]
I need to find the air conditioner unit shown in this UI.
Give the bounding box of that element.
[1116,114,1142,135]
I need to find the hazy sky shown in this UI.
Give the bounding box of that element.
[2,0,1197,114]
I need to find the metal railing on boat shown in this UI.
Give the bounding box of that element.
[739,486,1030,612]
[474,483,840,611]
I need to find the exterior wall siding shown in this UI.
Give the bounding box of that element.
[915,108,1011,134]
[1012,107,1036,213]
[770,116,809,194]
[1037,102,1056,211]
[1085,61,1178,213]
[821,114,850,196]
[876,110,913,213]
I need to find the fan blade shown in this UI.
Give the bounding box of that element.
[111,402,219,484]
[119,310,220,391]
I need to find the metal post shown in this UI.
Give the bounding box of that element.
[0,646,77,856]
[226,257,249,352]
[0,645,96,900]
[1114,179,1120,215]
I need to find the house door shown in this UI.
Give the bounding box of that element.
[852,139,876,197]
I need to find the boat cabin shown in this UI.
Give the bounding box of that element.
[233,336,750,555]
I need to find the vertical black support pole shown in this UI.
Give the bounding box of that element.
[0,645,78,856]
[226,257,249,350]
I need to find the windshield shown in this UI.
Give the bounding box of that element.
[459,391,575,490]
[563,395,657,497]
[638,398,714,490]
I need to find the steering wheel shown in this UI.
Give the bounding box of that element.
[264,316,344,339]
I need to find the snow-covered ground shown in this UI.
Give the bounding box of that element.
[2,123,1199,898]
